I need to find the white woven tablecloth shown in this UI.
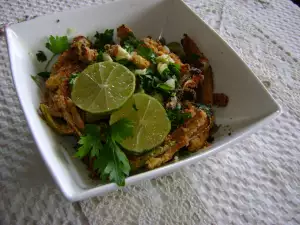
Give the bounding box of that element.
[1,0,300,224]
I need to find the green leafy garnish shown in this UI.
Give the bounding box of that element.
[95,135,131,185]
[69,73,80,86]
[96,50,104,62]
[196,104,213,117]
[37,71,51,78]
[94,119,133,186]
[136,45,156,64]
[123,36,143,53]
[94,29,114,50]
[31,75,41,87]
[191,53,200,61]
[123,41,135,53]
[36,51,47,62]
[45,35,69,54]
[75,125,103,158]
[160,68,171,81]
[157,83,173,92]
[167,108,192,131]
[110,118,134,143]
[169,63,181,79]
[139,71,161,94]
[75,119,134,186]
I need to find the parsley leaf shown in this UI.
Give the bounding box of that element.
[96,50,104,62]
[31,75,41,87]
[99,136,130,186]
[76,119,133,186]
[157,83,173,92]
[37,71,51,78]
[69,73,80,86]
[36,50,47,62]
[93,119,133,186]
[136,45,156,64]
[75,125,103,159]
[139,70,161,94]
[169,63,181,79]
[45,35,69,54]
[94,29,114,50]
[111,118,134,143]
[167,108,192,131]
[123,36,143,53]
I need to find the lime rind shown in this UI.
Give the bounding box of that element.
[71,62,136,114]
[110,93,171,153]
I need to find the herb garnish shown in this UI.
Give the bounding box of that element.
[94,29,114,50]
[75,119,134,186]
[167,108,192,131]
[36,50,47,62]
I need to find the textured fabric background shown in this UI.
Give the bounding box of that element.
[1,0,300,224]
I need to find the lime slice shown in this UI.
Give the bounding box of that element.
[71,62,136,114]
[110,93,171,154]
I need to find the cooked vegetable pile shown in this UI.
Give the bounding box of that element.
[34,24,229,186]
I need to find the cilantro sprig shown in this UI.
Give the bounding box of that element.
[167,108,192,131]
[136,45,156,64]
[36,51,47,62]
[75,125,103,158]
[33,35,70,81]
[69,73,80,87]
[45,35,69,54]
[94,29,114,51]
[75,119,134,186]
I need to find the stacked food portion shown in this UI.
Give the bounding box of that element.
[35,25,228,185]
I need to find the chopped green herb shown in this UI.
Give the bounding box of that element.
[157,83,173,92]
[196,104,213,117]
[37,71,51,78]
[96,50,104,62]
[136,45,156,64]
[167,108,192,131]
[45,35,69,54]
[75,124,103,159]
[94,119,133,186]
[31,75,41,86]
[169,63,181,79]
[69,73,80,86]
[75,119,133,186]
[161,68,171,81]
[123,41,135,53]
[96,135,130,186]
[123,36,143,52]
[36,50,47,62]
[110,118,134,143]
[94,29,114,50]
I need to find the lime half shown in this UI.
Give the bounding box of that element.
[71,62,136,114]
[110,93,171,154]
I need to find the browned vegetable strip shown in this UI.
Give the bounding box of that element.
[39,104,74,135]
[202,66,214,105]
[146,110,208,169]
[213,93,229,107]
[129,139,176,170]
[181,34,207,69]
[188,116,213,152]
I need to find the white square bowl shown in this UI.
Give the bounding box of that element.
[6,0,281,201]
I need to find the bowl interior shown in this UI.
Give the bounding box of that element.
[6,0,280,200]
